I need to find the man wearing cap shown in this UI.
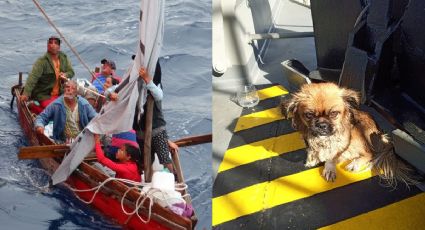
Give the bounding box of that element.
[20,36,74,114]
[101,58,121,82]
[92,59,117,94]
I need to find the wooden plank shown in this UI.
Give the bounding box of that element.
[18,145,97,160]
[18,145,69,159]
[173,134,212,147]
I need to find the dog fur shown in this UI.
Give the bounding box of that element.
[281,82,416,187]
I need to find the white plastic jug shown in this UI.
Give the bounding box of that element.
[152,171,175,191]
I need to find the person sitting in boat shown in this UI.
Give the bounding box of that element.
[34,80,97,144]
[104,65,162,103]
[94,134,142,182]
[95,75,120,109]
[91,59,118,94]
[107,61,175,173]
[20,36,74,114]
[103,75,119,90]
[102,58,122,82]
[105,130,139,161]
[134,62,177,174]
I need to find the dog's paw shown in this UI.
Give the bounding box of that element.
[345,159,371,172]
[305,154,320,168]
[322,161,336,182]
[305,159,319,168]
[345,159,360,172]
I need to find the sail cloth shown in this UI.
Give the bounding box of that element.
[51,0,165,185]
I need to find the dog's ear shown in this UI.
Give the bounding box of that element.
[280,95,304,130]
[342,88,360,109]
[280,95,297,119]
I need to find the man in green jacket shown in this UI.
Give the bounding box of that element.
[20,36,74,114]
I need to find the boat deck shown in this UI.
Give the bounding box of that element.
[212,1,425,229]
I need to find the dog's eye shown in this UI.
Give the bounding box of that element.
[329,111,340,118]
[304,112,314,119]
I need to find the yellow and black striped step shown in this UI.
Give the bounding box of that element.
[319,192,425,230]
[212,84,424,229]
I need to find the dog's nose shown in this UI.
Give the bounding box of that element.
[317,122,329,130]
[313,121,332,136]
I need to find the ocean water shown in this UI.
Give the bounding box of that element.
[0,0,211,229]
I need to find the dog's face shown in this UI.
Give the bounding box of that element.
[284,83,360,137]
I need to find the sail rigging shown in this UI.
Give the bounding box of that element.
[52,0,165,185]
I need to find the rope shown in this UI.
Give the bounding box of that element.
[66,177,188,224]
[121,186,155,224]
[31,0,106,91]
[174,182,188,191]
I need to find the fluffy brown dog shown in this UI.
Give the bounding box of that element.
[281,82,415,187]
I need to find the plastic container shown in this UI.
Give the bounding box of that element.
[152,171,175,191]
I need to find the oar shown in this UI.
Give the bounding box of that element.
[17,133,212,160]
[18,145,69,159]
[173,134,212,147]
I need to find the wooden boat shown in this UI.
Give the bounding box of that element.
[11,72,212,230]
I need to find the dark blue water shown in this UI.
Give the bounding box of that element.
[0,0,211,229]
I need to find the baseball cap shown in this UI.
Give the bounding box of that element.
[101,58,116,70]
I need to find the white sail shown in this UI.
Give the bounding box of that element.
[52,0,165,185]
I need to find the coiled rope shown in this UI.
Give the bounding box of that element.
[65,177,189,224]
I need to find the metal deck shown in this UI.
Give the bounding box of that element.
[213,84,424,229]
[212,1,424,229]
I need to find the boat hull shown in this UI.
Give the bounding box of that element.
[13,84,194,230]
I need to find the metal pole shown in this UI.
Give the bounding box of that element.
[249,31,314,42]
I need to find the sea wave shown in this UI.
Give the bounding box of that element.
[0,0,211,229]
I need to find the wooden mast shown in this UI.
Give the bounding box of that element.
[143,95,154,182]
